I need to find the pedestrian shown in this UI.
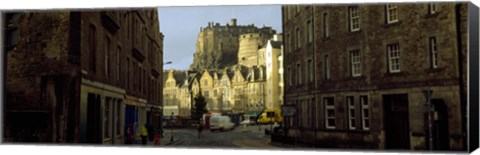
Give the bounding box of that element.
[134,123,141,144]
[197,123,203,138]
[125,126,133,144]
[141,124,148,145]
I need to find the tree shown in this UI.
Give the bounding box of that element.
[191,94,208,121]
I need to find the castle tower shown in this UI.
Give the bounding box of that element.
[238,33,269,67]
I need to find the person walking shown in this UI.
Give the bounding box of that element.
[197,123,203,138]
[125,126,133,144]
[140,124,149,145]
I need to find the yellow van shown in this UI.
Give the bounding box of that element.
[257,108,283,124]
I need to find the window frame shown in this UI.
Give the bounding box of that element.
[324,55,330,80]
[386,4,399,24]
[360,96,370,130]
[307,20,313,43]
[429,36,438,69]
[308,59,314,82]
[350,49,362,77]
[323,12,329,38]
[428,3,437,14]
[349,6,360,32]
[324,97,336,129]
[296,27,301,49]
[347,96,356,130]
[387,43,401,73]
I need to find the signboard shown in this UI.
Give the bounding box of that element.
[281,105,297,117]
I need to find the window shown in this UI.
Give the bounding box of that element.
[287,67,292,87]
[117,47,121,82]
[387,43,400,73]
[307,20,313,43]
[105,37,110,78]
[323,13,329,38]
[104,98,111,139]
[428,3,436,14]
[347,96,356,130]
[308,59,313,82]
[204,79,208,86]
[89,25,97,73]
[429,37,438,68]
[324,55,330,79]
[204,91,209,97]
[324,97,335,129]
[296,28,301,49]
[126,57,130,89]
[297,63,302,85]
[349,6,360,31]
[360,96,370,130]
[286,34,291,53]
[5,13,20,51]
[386,4,399,24]
[350,50,362,76]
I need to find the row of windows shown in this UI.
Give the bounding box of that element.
[286,37,439,85]
[89,23,163,101]
[285,3,439,53]
[287,95,370,131]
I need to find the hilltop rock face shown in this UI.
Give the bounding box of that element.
[189,19,276,72]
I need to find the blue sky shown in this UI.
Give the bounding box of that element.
[157,5,282,70]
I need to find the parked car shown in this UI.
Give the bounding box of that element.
[209,116,235,132]
[240,119,256,126]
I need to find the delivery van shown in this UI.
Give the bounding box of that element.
[257,108,283,124]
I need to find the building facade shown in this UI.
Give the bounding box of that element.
[282,3,467,150]
[4,10,164,144]
[265,35,284,109]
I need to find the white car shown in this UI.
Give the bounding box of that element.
[240,119,256,126]
[210,116,235,132]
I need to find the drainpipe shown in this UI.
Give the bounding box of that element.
[312,5,317,148]
[454,3,467,151]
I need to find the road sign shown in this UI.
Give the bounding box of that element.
[281,105,297,117]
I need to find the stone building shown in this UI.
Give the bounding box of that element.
[264,35,284,109]
[3,10,164,144]
[163,70,187,117]
[190,18,276,71]
[282,3,467,150]
[244,66,267,117]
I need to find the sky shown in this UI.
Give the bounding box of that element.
[157,5,282,70]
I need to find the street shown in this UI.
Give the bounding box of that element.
[159,125,279,149]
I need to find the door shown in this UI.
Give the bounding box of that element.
[431,99,449,150]
[384,94,410,149]
[86,93,101,143]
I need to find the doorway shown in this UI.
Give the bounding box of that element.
[431,99,449,150]
[383,94,410,149]
[86,93,101,143]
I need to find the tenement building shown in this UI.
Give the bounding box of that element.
[282,3,467,150]
[3,10,164,144]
